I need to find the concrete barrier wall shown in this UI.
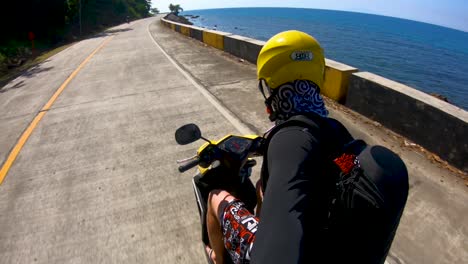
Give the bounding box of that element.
[180,26,190,36]
[324,59,359,103]
[160,17,468,172]
[347,72,468,172]
[224,35,265,64]
[190,26,204,41]
[203,30,231,50]
[160,18,356,100]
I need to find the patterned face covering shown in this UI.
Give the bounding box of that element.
[268,80,328,120]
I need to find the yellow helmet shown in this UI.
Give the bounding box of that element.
[257,30,325,89]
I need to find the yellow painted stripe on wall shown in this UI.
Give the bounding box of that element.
[203,31,224,50]
[181,26,190,36]
[323,66,358,102]
[323,67,344,101]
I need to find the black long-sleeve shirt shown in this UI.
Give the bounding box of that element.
[251,125,328,263]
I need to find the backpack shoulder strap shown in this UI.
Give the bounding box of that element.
[261,114,355,192]
[263,114,323,145]
[263,114,354,157]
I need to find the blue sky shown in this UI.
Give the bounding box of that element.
[151,0,468,32]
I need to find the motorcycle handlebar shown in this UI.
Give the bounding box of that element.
[178,157,200,173]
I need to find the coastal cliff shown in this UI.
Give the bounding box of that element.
[164,13,192,25]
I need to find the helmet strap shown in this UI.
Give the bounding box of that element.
[258,80,278,121]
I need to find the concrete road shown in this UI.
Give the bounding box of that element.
[0,18,240,263]
[0,15,466,264]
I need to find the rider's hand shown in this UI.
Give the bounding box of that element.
[255,179,263,216]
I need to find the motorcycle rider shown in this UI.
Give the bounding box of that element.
[205,30,408,264]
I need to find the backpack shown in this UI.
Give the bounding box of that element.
[260,114,407,263]
[260,113,367,196]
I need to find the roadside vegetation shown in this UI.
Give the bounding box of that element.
[0,0,153,83]
[165,3,192,25]
[169,4,183,16]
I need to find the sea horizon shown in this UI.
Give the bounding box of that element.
[182,7,468,110]
[184,7,468,34]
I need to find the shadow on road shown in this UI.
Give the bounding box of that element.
[0,64,54,93]
[0,80,25,93]
[87,28,133,39]
[105,28,133,34]
[23,64,54,78]
[0,26,130,92]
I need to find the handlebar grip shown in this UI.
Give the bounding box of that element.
[178,158,200,173]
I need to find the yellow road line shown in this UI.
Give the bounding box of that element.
[0,37,113,185]
[42,37,113,111]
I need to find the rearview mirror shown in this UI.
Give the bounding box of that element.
[175,124,202,145]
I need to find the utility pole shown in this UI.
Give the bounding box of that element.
[79,0,82,36]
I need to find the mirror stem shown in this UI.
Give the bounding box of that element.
[201,136,211,144]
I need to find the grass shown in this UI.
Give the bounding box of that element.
[0,43,74,86]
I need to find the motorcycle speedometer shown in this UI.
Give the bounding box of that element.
[219,137,252,155]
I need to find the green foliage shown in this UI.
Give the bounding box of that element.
[0,0,152,73]
[0,0,152,48]
[0,52,6,72]
[0,40,30,58]
[151,8,160,15]
[169,4,183,16]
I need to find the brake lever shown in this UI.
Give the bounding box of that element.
[177,155,198,165]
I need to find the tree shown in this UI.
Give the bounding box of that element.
[169,4,183,16]
[151,8,160,15]
[0,0,153,57]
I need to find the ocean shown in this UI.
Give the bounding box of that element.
[182,8,468,111]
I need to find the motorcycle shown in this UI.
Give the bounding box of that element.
[175,120,409,263]
[175,123,263,263]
